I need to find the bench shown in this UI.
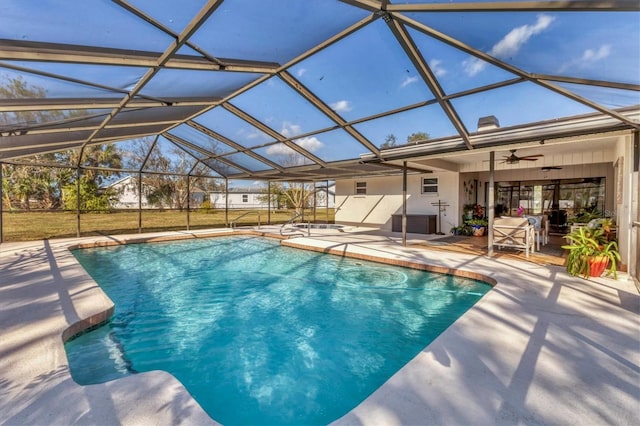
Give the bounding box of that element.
[492,216,535,257]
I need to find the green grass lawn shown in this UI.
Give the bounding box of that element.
[1,208,335,242]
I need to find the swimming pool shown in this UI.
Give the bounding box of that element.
[67,235,491,425]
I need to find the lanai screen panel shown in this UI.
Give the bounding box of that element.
[0,1,638,180]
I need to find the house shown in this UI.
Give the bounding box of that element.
[335,113,636,271]
[210,185,335,210]
[210,189,268,210]
[106,175,207,209]
[105,176,152,209]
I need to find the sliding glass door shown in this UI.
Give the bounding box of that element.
[492,177,606,232]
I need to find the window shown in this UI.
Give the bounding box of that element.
[355,181,366,195]
[422,178,438,194]
[242,194,248,202]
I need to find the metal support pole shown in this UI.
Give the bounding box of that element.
[301,183,305,222]
[76,166,81,238]
[326,180,329,223]
[138,136,157,234]
[225,178,229,227]
[402,161,407,247]
[313,181,317,223]
[138,171,142,233]
[0,162,3,243]
[488,151,495,257]
[268,181,271,225]
[628,131,639,283]
[186,175,190,231]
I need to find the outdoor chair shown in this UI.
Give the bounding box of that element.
[525,215,547,251]
[492,216,535,257]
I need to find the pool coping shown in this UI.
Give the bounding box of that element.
[1,227,638,425]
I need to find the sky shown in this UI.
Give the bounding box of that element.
[0,0,638,176]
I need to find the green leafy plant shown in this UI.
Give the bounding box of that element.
[569,209,602,224]
[466,218,488,227]
[450,224,472,236]
[562,227,620,279]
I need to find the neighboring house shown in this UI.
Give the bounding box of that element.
[311,184,335,208]
[106,175,207,209]
[189,187,207,206]
[105,175,152,209]
[210,190,268,210]
[210,186,336,210]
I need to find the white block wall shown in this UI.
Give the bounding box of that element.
[335,172,459,231]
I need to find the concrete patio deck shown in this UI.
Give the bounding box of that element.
[1,227,638,425]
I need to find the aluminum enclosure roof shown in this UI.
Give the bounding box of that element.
[1,0,639,181]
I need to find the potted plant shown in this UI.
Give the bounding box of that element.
[562,226,620,279]
[462,204,475,221]
[466,218,488,236]
[472,204,485,219]
[450,224,472,236]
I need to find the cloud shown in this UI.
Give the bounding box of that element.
[463,58,487,77]
[330,100,352,112]
[401,76,419,88]
[296,68,307,77]
[294,136,324,152]
[236,127,266,140]
[280,121,302,138]
[558,44,611,73]
[266,143,297,156]
[581,44,611,62]
[464,14,555,76]
[264,136,324,157]
[491,15,554,58]
[266,122,324,156]
[429,59,447,77]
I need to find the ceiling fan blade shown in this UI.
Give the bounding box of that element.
[519,154,544,160]
[520,157,541,161]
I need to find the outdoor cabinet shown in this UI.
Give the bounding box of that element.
[391,214,437,234]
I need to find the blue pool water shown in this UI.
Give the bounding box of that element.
[67,236,490,425]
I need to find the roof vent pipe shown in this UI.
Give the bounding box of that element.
[477,115,500,131]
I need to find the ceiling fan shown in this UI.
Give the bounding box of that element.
[502,149,544,164]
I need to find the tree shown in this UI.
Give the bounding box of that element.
[380,134,397,149]
[1,155,73,210]
[126,137,217,210]
[258,181,315,213]
[61,178,115,212]
[59,144,123,211]
[0,75,111,210]
[0,75,65,130]
[79,144,123,186]
[1,76,72,210]
[407,132,430,144]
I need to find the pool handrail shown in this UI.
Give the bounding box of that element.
[230,211,261,229]
[280,212,307,237]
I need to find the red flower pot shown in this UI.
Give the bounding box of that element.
[589,255,609,277]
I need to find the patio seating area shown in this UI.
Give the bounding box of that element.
[415,233,567,267]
